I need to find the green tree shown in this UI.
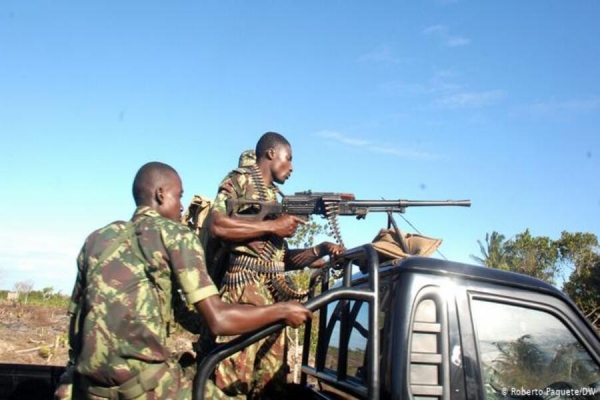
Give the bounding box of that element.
[473,230,561,284]
[286,217,330,382]
[42,286,54,300]
[555,231,599,277]
[504,229,559,284]
[14,280,34,304]
[286,217,333,291]
[471,231,508,270]
[287,218,328,249]
[563,254,600,330]
[473,230,600,329]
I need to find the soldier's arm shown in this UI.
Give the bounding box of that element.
[193,295,311,336]
[209,174,305,241]
[169,224,310,335]
[210,210,304,241]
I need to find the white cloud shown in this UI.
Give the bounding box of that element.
[317,130,371,147]
[368,146,438,160]
[423,24,470,47]
[446,36,470,47]
[315,131,437,160]
[423,25,445,34]
[357,44,412,65]
[434,90,506,109]
[511,97,600,117]
[377,81,425,96]
[377,71,504,112]
[377,70,462,97]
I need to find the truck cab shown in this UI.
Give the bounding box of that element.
[195,244,600,399]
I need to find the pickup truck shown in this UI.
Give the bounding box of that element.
[2,244,599,399]
[194,244,600,400]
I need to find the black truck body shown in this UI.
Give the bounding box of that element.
[195,245,600,400]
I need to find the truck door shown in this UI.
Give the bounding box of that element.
[460,290,600,400]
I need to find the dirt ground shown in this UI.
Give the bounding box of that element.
[0,301,308,390]
[0,303,70,366]
[0,302,197,367]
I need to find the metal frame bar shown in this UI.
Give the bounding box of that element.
[193,244,381,400]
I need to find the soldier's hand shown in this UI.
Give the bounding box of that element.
[279,301,312,328]
[271,215,306,238]
[316,241,345,257]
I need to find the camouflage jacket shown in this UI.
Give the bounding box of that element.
[212,165,286,263]
[68,206,218,386]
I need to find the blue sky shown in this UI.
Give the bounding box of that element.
[1,1,599,295]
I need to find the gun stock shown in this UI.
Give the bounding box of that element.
[225,199,285,220]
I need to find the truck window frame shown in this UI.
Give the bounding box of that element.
[466,291,600,400]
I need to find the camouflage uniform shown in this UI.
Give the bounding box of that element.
[209,164,299,399]
[238,149,256,168]
[57,206,218,400]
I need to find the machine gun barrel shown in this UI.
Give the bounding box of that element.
[337,199,471,216]
[347,199,471,208]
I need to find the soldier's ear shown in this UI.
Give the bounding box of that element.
[266,148,276,160]
[155,187,164,205]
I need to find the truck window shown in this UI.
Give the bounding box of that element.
[325,300,370,384]
[471,299,600,399]
[322,283,390,389]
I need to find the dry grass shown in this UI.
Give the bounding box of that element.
[0,301,308,387]
[0,302,70,365]
[0,302,199,367]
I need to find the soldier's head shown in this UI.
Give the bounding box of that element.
[255,132,293,185]
[132,162,183,222]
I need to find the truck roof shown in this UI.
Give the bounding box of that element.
[352,256,567,300]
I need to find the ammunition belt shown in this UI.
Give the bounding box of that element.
[223,254,308,301]
[232,254,285,274]
[270,273,309,302]
[259,236,285,262]
[250,164,268,202]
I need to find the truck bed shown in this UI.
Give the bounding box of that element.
[0,363,65,400]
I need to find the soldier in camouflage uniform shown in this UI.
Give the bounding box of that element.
[54,161,311,400]
[206,133,343,399]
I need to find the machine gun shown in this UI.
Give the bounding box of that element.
[226,191,471,248]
